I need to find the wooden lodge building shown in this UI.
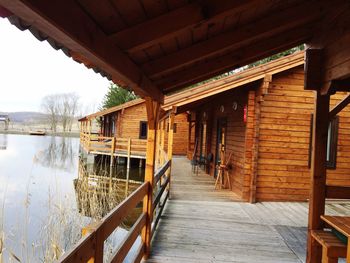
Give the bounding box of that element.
[79,98,189,163]
[164,52,350,203]
[4,0,350,262]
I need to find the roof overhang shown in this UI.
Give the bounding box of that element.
[163,51,305,111]
[0,0,336,102]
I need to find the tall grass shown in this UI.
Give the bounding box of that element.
[0,148,142,262]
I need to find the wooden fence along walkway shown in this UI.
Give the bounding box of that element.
[59,158,171,262]
[80,132,147,159]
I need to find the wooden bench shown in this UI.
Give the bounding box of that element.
[311,230,347,263]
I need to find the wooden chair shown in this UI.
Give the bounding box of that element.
[214,151,232,190]
[311,230,347,263]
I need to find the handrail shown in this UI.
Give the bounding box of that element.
[154,160,171,184]
[58,182,149,263]
[152,161,171,237]
[79,132,147,157]
[61,139,172,262]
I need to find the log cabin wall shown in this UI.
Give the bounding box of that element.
[99,102,189,155]
[118,103,148,139]
[255,66,350,201]
[164,113,189,155]
[192,89,251,199]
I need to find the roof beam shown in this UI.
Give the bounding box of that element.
[109,0,262,53]
[0,5,11,17]
[157,25,313,92]
[0,0,163,102]
[142,1,322,79]
[329,93,350,119]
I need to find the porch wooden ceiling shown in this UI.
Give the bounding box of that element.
[0,0,334,102]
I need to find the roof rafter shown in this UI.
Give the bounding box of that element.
[157,25,313,92]
[0,0,163,102]
[143,1,322,79]
[109,0,262,53]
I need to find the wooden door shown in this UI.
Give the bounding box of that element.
[215,118,227,177]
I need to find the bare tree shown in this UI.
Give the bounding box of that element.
[41,93,80,133]
[41,94,59,133]
[58,93,79,132]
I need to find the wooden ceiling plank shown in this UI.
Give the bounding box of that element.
[109,0,263,53]
[158,25,313,92]
[0,4,11,17]
[143,1,322,78]
[0,0,163,102]
[77,0,126,34]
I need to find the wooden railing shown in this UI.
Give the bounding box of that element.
[80,132,147,158]
[58,160,171,263]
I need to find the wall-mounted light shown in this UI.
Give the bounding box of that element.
[232,101,238,111]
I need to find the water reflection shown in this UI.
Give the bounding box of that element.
[0,134,7,150]
[33,136,75,172]
[0,135,144,262]
[74,157,143,228]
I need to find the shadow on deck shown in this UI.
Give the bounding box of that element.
[145,157,350,263]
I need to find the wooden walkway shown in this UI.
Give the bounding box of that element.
[145,157,350,263]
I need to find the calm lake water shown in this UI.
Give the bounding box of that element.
[0,134,143,262]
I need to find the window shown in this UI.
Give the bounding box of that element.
[308,114,339,169]
[166,123,177,133]
[139,121,148,139]
[326,116,339,168]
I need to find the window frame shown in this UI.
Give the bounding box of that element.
[139,121,148,139]
[308,114,339,169]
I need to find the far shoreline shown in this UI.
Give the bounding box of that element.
[0,130,80,138]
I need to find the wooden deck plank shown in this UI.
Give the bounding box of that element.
[144,157,350,263]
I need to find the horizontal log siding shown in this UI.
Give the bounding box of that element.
[256,67,312,201]
[256,66,350,201]
[119,103,148,139]
[242,91,256,201]
[205,91,249,199]
[164,113,189,155]
[327,93,350,186]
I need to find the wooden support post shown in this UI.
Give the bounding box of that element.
[306,91,330,263]
[167,108,175,197]
[110,137,115,167]
[81,222,103,263]
[125,138,131,197]
[160,119,165,166]
[127,138,131,169]
[156,121,161,168]
[142,97,160,259]
[187,119,192,156]
[250,75,271,203]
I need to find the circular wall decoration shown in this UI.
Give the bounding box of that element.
[220,105,225,113]
[232,101,238,111]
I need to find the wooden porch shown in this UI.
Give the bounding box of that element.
[80,132,147,159]
[147,157,350,263]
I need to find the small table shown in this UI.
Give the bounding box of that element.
[321,215,350,262]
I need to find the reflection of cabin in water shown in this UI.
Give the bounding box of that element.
[164,52,350,203]
[79,98,189,165]
[74,157,142,228]
[0,114,10,130]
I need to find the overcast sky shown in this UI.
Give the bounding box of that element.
[0,19,110,114]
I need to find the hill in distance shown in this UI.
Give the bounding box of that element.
[0,111,48,123]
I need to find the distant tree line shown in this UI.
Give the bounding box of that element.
[41,93,79,133]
